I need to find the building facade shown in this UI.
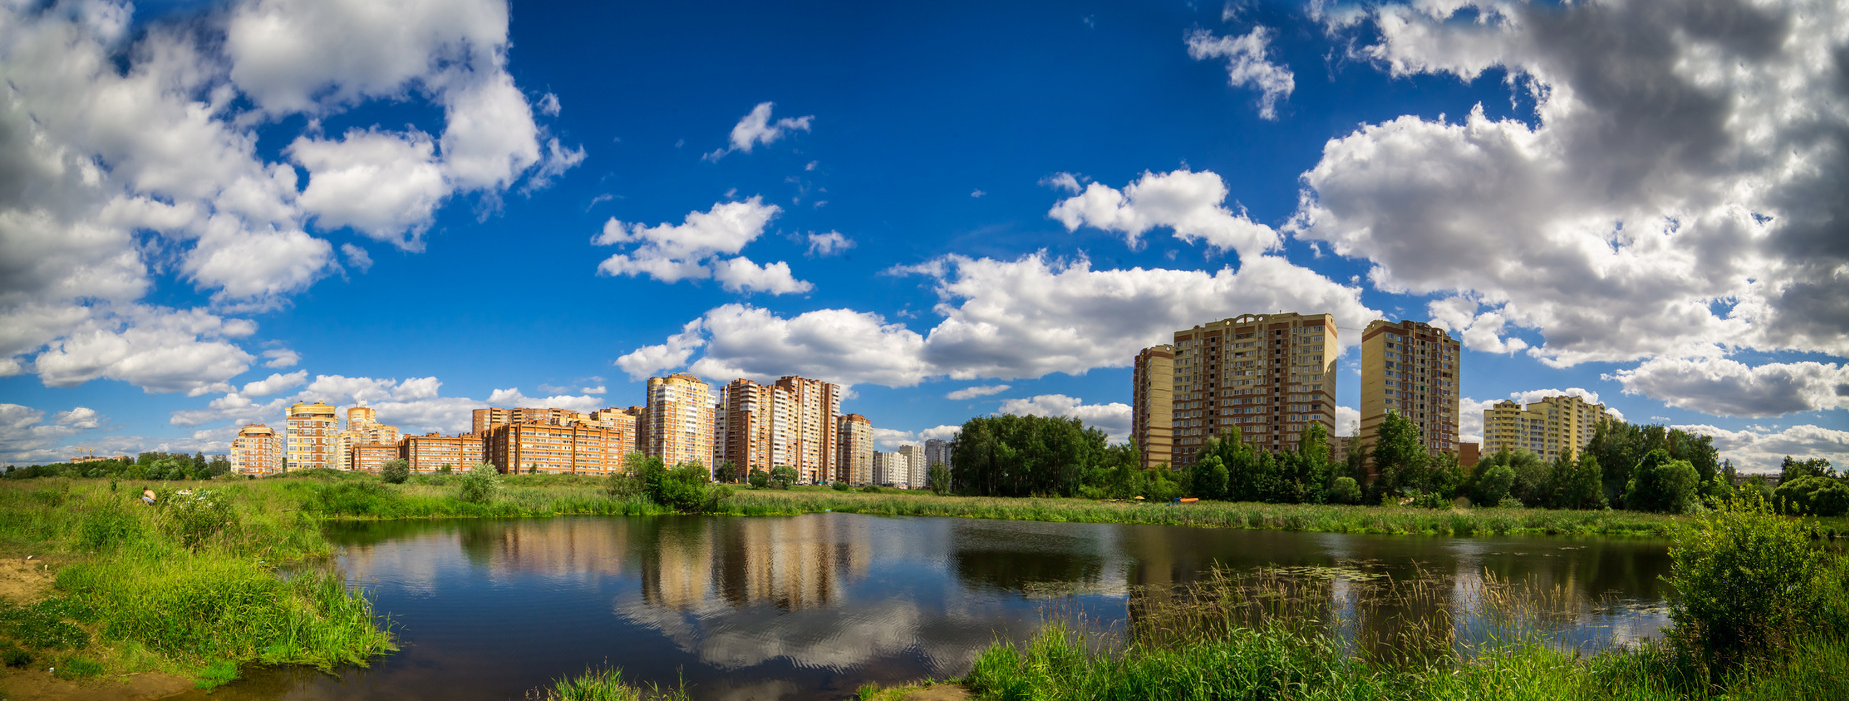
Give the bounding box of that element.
[923,438,951,470]
[285,401,338,471]
[645,373,715,473]
[897,444,925,489]
[1481,394,1610,463]
[335,406,400,471]
[775,376,844,483]
[1164,313,1339,467]
[350,443,400,473]
[1359,319,1461,458]
[400,432,486,473]
[486,422,628,474]
[472,407,583,435]
[839,414,874,486]
[230,423,282,475]
[1132,344,1176,469]
[714,378,794,479]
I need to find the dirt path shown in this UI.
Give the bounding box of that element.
[0,558,55,602]
[0,670,192,701]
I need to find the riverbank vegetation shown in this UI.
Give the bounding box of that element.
[0,479,393,689]
[923,495,1849,700]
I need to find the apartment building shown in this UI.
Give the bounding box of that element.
[350,444,400,473]
[776,376,844,483]
[714,378,795,478]
[1132,344,1176,469]
[486,422,627,474]
[1482,394,1611,463]
[285,401,338,471]
[230,423,282,475]
[400,432,486,473]
[839,414,874,485]
[1359,319,1461,457]
[1164,313,1338,467]
[897,444,925,489]
[335,406,400,470]
[472,406,581,435]
[923,438,951,470]
[646,373,715,472]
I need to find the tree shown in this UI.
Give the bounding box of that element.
[747,468,769,489]
[1773,476,1849,517]
[1553,452,1607,510]
[927,464,952,495]
[718,460,742,483]
[458,462,500,504]
[949,414,1108,497]
[1369,412,1428,501]
[1474,463,1516,506]
[379,459,410,484]
[769,465,798,489]
[1779,456,1836,483]
[1625,450,1700,514]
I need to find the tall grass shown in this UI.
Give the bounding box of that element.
[525,664,690,701]
[0,479,394,680]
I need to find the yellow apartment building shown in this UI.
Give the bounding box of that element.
[335,406,400,470]
[838,414,874,485]
[400,432,486,473]
[487,421,628,474]
[1482,394,1611,462]
[285,401,338,471]
[645,373,714,472]
[1359,319,1461,459]
[1132,344,1175,469]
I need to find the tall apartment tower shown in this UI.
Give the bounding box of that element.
[1359,319,1461,457]
[775,375,844,483]
[1166,313,1339,467]
[896,444,925,489]
[285,401,338,471]
[646,373,715,473]
[1132,345,1176,468]
[838,414,874,485]
[1482,394,1610,463]
[230,423,282,475]
[923,438,951,470]
[714,379,793,479]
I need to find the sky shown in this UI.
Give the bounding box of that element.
[1,0,1845,473]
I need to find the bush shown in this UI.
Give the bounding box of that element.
[1667,494,1833,670]
[1324,477,1361,505]
[379,459,410,485]
[1473,463,1515,505]
[157,488,238,550]
[769,466,797,489]
[1,645,30,667]
[1497,496,1525,509]
[605,469,645,498]
[859,485,881,493]
[832,481,850,491]
[458,462,501,504]
[53,655,103,679]
[747,469,769,489]
[1775,476,1849,517]
[652,464,731,514]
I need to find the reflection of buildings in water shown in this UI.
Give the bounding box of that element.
[639,515,872,612]
[469,519,633,581]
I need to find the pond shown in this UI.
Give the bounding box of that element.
[180,514,1673,700]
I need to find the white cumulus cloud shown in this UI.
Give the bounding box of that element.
[946,385,1010,400]
[704,102,814,160]
[1610,358,1849,419]
[1186,26,1296,120]
[1049,169,1279,259]
[998,394,1132,442]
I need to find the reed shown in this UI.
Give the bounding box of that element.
[525,664,691,701]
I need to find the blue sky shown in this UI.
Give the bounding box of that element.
[1,0,1844,472]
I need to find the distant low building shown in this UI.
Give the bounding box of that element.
[400,432,485,472]
[350,443,399,473]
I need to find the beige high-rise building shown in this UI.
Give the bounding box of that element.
[1165,313,1338,467]
[335,406,401,470]
[1359,319,1461,458]
[1482,394,1611,463]
[230,423,282,475]
[1132,344,1175,469]
[775,376,844,483]
[285,401,338,471]
[400,432,486,473]
[646,373,715,472]
[714,379,795,479]
[838,414,874,485]
[897,444,925,489]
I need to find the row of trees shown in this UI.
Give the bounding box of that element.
[945,410,1834,515]
[4,451,231,481]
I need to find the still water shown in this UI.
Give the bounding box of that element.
[184,514,1673,700]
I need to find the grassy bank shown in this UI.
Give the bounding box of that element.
[0,479,394,690]
[285,471,1694,536]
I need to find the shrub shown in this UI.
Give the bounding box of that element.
[157,488,238,551]
[1473,463,1515,505]
[747,469,769,489]
[458,463,501,504]
[832,481,850,491]
[859,485,881,493]
[1,645,30,667]
[652,464,731,514]
[1497,496,1525,509]
[769,466,798,489]
[1667,494,1832,669]
[605,469,645,498]
[1774,476,1849,517]
[1324,477,1361,505]
[379,459,410,485]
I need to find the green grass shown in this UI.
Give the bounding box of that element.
[528,664,690,701]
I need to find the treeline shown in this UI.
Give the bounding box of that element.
[4,451,231,481]
[947,412,1840,516]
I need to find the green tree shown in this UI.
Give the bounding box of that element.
[747,468,769,489]
[1554,452,1607,510]
[1473,462,1515,506]
[927,464,952,495]
[768,465,798,489]
[949,414,1108,497]
[379,458,410,484]
[1779,456,1836,483]
[1624,449,1699,514]
[1667,495,1834,669]
[1325,476,1362,504]
[1369,412,1427,501]
[1774,476,1849,517]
